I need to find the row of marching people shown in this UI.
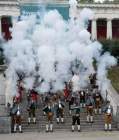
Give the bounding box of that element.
[8,83,39,133]
[42,93,65,132]
[69,91,113,132]
[8,73,113,133]
[26,87,113,132]
[9,88,113,133]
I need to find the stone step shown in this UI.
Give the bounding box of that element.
[22,114,105,118]
[22,127,117,133]
[20,95,117,132]
[22,118,105,121]
[22,124,116,129]
[22,120,105,124]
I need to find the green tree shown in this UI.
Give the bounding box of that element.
[78,0,94,3]
[102,0,119,4]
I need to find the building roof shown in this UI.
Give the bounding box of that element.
[19,0,68,4]
[77,3,119,9]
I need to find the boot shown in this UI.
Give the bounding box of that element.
[109,124,112,131]
[46,124,49,132]
[19,125,23,133]
[105,124,108,131]
[28,118,31,124]
[56,118,60,124]
[61,118,64,123]
[72,125,75,132]
[87,115,90,123]
[33,117,36,124]
[95,109,97,114]
[14,124,17,133]
[77,125,80,132]
[99,108,102,114]
[50,124,53,132]
[90,116,93,123]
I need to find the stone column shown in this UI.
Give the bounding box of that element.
[107,18,112,39]
[91,19,97,40]
[12,16,17,28]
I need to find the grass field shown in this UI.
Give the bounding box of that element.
[108,66,119,93]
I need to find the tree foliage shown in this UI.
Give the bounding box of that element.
[102,0,119,4]
[78,0,94,3]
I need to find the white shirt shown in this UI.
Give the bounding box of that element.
[17,110,20,116]
[107,105,111,114]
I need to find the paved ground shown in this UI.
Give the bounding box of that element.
[0,131,119,140]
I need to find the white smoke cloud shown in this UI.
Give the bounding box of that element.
[80,8,94,21]
[3,1,117,98]
[69,0,77,6]
[97,52,117,98]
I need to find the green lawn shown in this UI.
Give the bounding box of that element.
[108,66,119,93]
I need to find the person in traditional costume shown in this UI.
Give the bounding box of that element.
[69,73,80,114]
[55,99,65,124]
[13,104,23,133]
[43,101,54,132]
[64,82,70,102]
[103,101,113,131]
[27,99,37,124]
[86,93,95,123]
[94,91,102,114]
[71,103,81,132]
[17,80,24,103]
[89,73,97,88]
[69,96,75,115]
[10,102,17,133]
[30,88,38,107]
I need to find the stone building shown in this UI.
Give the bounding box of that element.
[0,0,19,40]
[0,0,119,40]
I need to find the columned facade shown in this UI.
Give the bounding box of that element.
[89,18,113,40]
[89,18,119,40]
[77,3,119,40]
[0,1,119,40]
[10,1,119,40]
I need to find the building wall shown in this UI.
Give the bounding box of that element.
[77,3,119,40]
[0,0,20,40]
[0,1,119,40]
[19,2,119,40]
[20,3,69,20]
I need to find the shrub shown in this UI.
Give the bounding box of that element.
[100,39,119,63]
